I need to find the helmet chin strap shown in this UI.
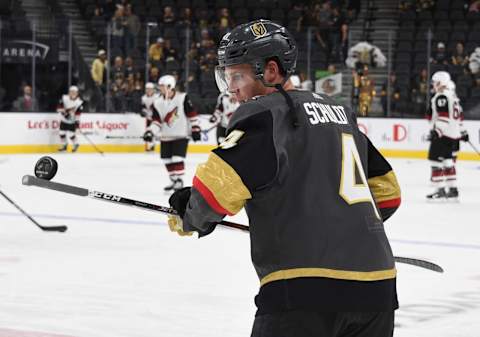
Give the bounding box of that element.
[255,72,299,128]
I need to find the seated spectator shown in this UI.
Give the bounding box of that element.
[163,39,178,60]
[398,1,414,12]
[200,50,217,72]
[469,47,480,75]
[149,66,160,83]
[178,7,195,28]
[411,68,429,115]
[217,8,233,38]
[111,77,127,112]
[149,37,165,66]
[163,6,175,26]
[380,73,401,116]
[198,29,216,55]
[451,42,469,67]
[111,56,125,80]
[415,0,434,12]
[469,0,480,12]
[431,42,449,65]
[93,5,104,19]
[13,85,39,112]
[124,57,136,78]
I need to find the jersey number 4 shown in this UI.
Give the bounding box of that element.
[339,134,380,219]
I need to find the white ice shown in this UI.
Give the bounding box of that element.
[0,153,479,337]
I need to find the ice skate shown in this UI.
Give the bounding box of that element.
[426,187,446,200]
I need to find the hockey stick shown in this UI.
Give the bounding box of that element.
[0,188,67,232]
[105,135,143,139]
[21,175,443,272]
[79,129,105,156]
[467,140,480,157]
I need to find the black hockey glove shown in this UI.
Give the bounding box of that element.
[427,129,439,141]
[209,114,218,123]
[460,131,469,142]
[191,126,201,142]
[143,130,154,142]
[169,187,191,218]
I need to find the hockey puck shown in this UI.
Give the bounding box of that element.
[34,156,58,181]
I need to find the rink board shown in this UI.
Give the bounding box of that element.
[0,113,479,160]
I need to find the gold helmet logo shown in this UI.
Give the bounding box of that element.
[250,22,267,37]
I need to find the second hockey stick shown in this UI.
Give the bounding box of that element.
[79,129,105,156]
[468,140,480,157]
[0,188,67,232]
[21,175,443,272]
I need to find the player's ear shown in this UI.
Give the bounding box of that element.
[263,60,280,83]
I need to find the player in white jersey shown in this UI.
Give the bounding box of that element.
[141,82,159,151]
[210,91,240,144]
[146,75,201,192]
[426,71,468,200]
[57,86,83,152]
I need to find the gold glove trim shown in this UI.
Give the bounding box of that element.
[367,171,401,203]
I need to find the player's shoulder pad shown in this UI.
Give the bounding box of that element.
[228,96,275,128]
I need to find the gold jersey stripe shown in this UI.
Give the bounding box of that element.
[367,170,401,203]
[260,267,397,286]
[195,152,252,215]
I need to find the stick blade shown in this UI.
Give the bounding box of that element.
[41,225,68,233]
[394,256,444,273]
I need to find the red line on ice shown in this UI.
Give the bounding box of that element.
[0,328,75,337]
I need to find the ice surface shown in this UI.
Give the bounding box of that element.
[0,153,479,337]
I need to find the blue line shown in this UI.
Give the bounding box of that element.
[1,212,480,251]
[391,238,480,250]
[0,211,165,226]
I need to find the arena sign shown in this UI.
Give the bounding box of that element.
[1,39,58,63]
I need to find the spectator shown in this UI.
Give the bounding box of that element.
[315,2,333,49]
[380,73,401,116]
[416,0,434,12]
[431,42,449,66]
[469,0,480,12]
[111,56,125,80]
[124,57,136,78]
[13,85,39,112]
[149,66,160,83]
[125,4,140,55]
[178,7,195,28]
[330,7,345,62]
[200,50,217,71]
[163,39,178,60]
[340,23,349,61]
[149,37,165,66]
[93,5,104,18]
[163,6,175,25]
[111,5,126,55]
[198,29,216,55]
[103,0,116,19]
[411,68,429,115]
[111,77,127,112]
[217,8,233,37]
[451,42,469,67]
[469,47,480,74]
[91,50,107,89]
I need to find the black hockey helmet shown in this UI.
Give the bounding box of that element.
[215,19,297,91]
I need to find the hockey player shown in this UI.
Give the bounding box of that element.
[209,91,240,144]
[427,72,468,200]
[141,82,159,151]
[147,75,201,192]
[446,80,469,162]
[167,20,401,336]
[57,86,83,152]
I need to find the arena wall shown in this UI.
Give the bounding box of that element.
[0,113,479,160]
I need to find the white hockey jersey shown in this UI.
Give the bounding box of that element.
[430,89,463,139]
[213,92,240,128]
[57,95,83,124]
[141,93,159,119]
[152,91,198,141]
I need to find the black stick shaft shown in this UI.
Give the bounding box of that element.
[22,175,443,271]
[0,188,67,232]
